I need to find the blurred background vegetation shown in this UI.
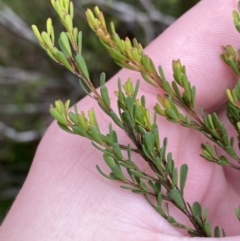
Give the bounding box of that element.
[0,0,200,222]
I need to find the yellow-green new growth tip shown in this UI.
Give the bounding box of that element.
[31,25,45,48]
[59,32,72,58]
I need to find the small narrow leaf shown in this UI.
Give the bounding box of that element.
[78,31,82,54]
[56,51,73,71]
[157,192,163,206]
[139,180,148,191]
[167,216,177,224]
[100,85,110,107]
[89,126,103,144]
[59,32,72,57]
[96,165,115,180]
[156,205,166,217]
[168,189,185,211]
[129,169,151,180]
[171,168,178,188]
[75,54,89,79]
[180,164,188,196]
[214,226,220,238]
[64,14,73,32]
[112,143,123,159]
[112,165,126,181]
[203,221,212,237]
[143,132,154,155]
[192,202,202,218]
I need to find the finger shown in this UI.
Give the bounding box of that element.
[105,0,239,112]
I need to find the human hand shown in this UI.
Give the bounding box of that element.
[1,0,240,240]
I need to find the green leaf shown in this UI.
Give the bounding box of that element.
[112,33,125,53]
[112,143,123,159]
[70,2,74,18]
[162,80,174,96]
[129,169,151,180]
[108,111,123,128]
[64,14,73,32]
[156,205,166,217]
[109,172,118,180]
[224,145,238,159]
[96,165,115,180]
[132,189,147,194]
[234,206,240,220]
[167,216,177,224]
[141,55,151,71]
[141,71,157,87]
[171,168,178,188]
[192,202,202,218]
[217,156,229,166]
[126,97,134,117]
[233,10,240,26]
[112,165,126,181]
[103,154,126,181]
[158,65,167,82]
[180,164,188,196]
[194,216,203,227]
[32,25,45,47]
[154,103,166,116]
[214,226,220,238]
[228,58,240,75]
[131,48,142,63]
[103,154,115,168]
[57,122,73,134]
[166,109,179,121]
[152,126,160,151]
[108,47,128,62]
[148,180,158,194]
[89,126,103,144]
[59,32,72,57]
[155,156,164,172]
[168,189,185,211]
[115,60,138,71]
[203,207,209,222]
[49,108,68,126]
[73,27,78,42]
[91,142,105,152]
[100,84,110,108]
[120,185,136,191]
[78,31,82,54]
[72,126,89,138]
[203,221,212,237]
[222,229,226,237]
[143,132,154,155]
[155,182,161,193]
[79,79,90,95]
[157,192,163,206]
[139,180,148,191]
[121,111,135,138]
[172,81,182,99]
[109,125,118,142]
[41,31,53,49]
[75,54,89,79]
[56,51,73,72]
[54,0,64,19]
[142,144,153,161]
[68,112,78,124]
[166,152,174,174]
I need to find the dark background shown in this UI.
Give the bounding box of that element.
[0,0,200,222]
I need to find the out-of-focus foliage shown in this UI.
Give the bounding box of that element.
[0,0,200,222]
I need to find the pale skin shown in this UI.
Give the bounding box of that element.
[1,0,240,240]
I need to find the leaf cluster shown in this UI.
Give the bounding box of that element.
[32,0,240,237]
